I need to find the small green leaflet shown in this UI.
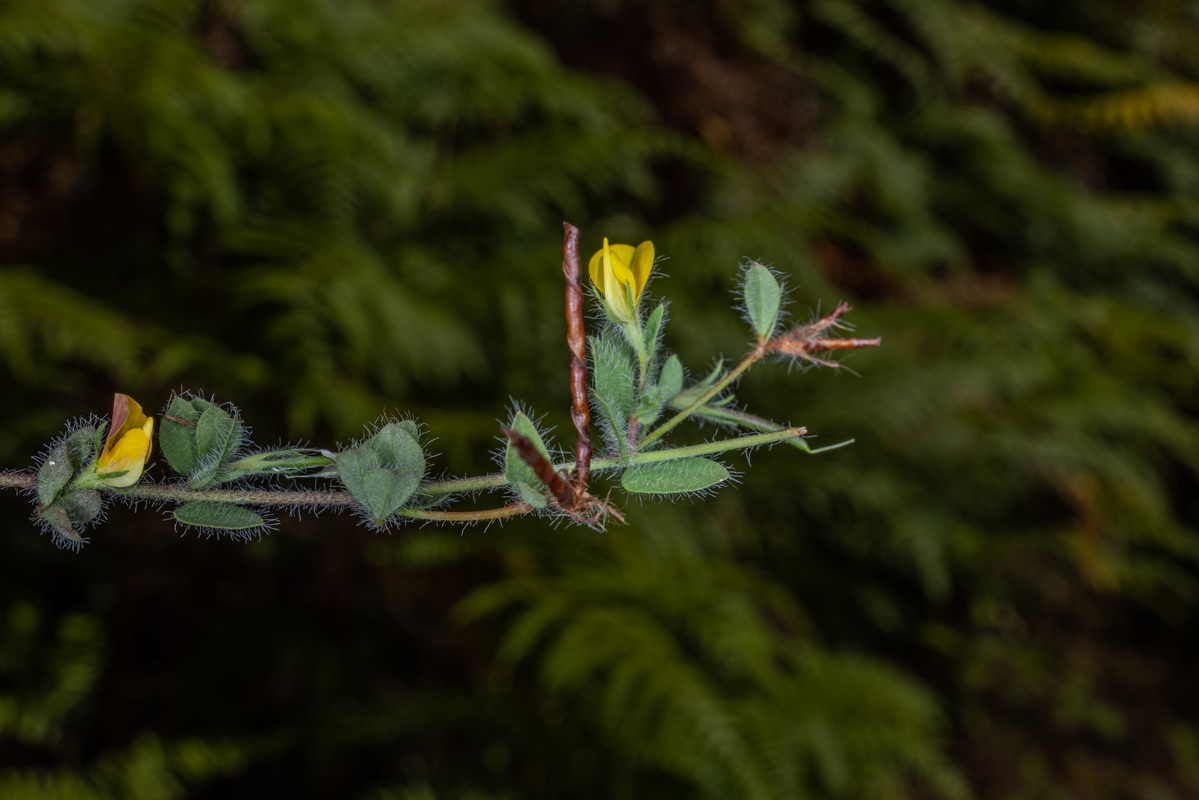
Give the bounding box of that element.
[621,457,730,494]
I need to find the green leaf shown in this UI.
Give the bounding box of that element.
[696,360,725,389]
[636,353,686,428]
[190,405,245,488]
[742,262,782,339]
[503,411,554,509]
[643,301,666,355]
[159,396,203,477]
[335,446,381,496]
[591,334,637,443]
[368,422,426,479]
[397,419,421,443]
[39,426,98,507]
[336,446,420,524]
[658,354,684,403]
[621,457,730,494]
[360,468,422,523]
[671,360,725,409]
[89,423,108,460]
[634,394,664,426]
[66,425,96,470]
[38,504,83,546]
[37,443,75,508]
[60,491,102,525]
[173,502,266,531]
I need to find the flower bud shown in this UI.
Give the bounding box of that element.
[588,238,654,325]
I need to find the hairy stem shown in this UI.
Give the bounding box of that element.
[638,344,766,450]
[399,503,533,522]
[5,425,806,508]
[0,472,35,491]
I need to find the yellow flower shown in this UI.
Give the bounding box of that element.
[94,394,154,487]
[588,238,655,325]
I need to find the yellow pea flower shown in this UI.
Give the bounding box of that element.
[588,238,655,325]
[94,394,154,487]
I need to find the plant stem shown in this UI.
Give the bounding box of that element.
[123,484,358,506]
[637,345,766,450]
[0,472,35,491]
[3,424,807,507]
[423,473,508,495]
[625,427,806,462]
[2,427,805,528]
[399,503,533,522]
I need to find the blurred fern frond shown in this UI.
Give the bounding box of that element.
[460,531,965,800]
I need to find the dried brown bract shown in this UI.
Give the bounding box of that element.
[764,301,882,368]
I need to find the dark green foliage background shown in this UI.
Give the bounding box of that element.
[2,0,1198,797]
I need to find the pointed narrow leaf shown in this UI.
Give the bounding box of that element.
[173,502,265,531]
[743,262,782,339]
[621,457,730,494]
[643,301,667,355]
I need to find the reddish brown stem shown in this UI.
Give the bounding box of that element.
[562,221,591,501]
[763,302,882,368]
[810,337,883,351]
[503,427,574,507]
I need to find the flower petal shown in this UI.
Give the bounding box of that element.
[96,428,152,487]
[605,244,636,281]
[588,238,651,325]
[588,247,605,288]
[95,394,153,487]
[103,394,149,459]
[631,241,655,300]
